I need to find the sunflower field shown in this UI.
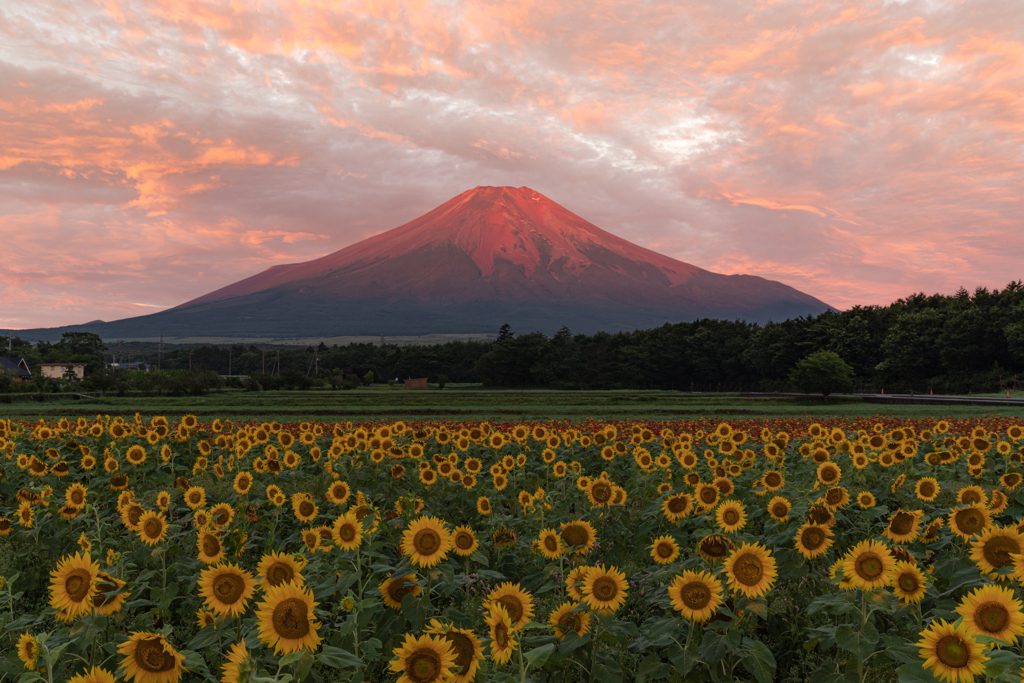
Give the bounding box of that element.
[2,414,1024,683]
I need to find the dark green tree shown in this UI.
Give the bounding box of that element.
[788,350,854,401]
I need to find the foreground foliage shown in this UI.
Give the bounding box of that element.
[1,414,1024,683]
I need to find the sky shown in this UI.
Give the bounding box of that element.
[1,0,1022,330]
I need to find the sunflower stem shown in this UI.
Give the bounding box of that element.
[517,638,527,682]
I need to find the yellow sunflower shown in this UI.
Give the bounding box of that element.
[956,583,1024,644]
[766,496,791,522]
[485,604,518,665]
[18,632,39,669]
[49,551,99,618]
[425,619,484,683]
[65,483,88,509]
[184,486,206,510]
[816,461,842,486]
[857,491,876,509]
[67,666,117,683]
[843,540,896,590]
[332,512,363,552]
[667,570,724,623]
[255,583,321,655]
[891,561,928,604]
[220,642,250,683]
[698,534,734,563]
[210,503,234,528]
[948,504,992,540]
[715,500,746,533]
[379,574,422,609]
[882,509,922,544]
[401,516,452,568]
[565,566,589,600]
[650,536,680,565]
[761,469,784,491]
[915,477,940,502]
[661,493,693,522]
[198,562,256,618]
[917,619,989,683]
[582,564,628,613]
[197,530,224,565]
[794,521,833,560]
[117,631,186,683]
[257,551,304,592]
[547,601,591,639]
[723,542,777,598]
[93,571,130,616]
[694,483,720,510]
[537,529,564,561]
[586,478,615,507]
[559,520,597,555]
[232,472,252,496]
[136,511,168,546]
[486,582,535,629]
[969,526,1024,575]
[451,526,479,557]
[292,495,318,523]
[476,496,491,515]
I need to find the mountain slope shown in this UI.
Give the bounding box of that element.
[19,186,833,340]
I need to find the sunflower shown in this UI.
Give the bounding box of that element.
[715,500,746,533]
[695,483,720,510]
[956,583,1024,643]
[1000,472,1022,490]
[969,526,1024,575]
[0,518,12,535]
[485,604,518,665]
[18,632,39,669]
[957,485,987,506]
[698,534,734,563]
[816,461,841,486]
[379,574,422,609]
[221,642,250,683]
[948,504,992,540]
[650,536,680,565]
[538,528,564,560]
[582,564,628,613]
[184,486,206,510]
[767,496,791,521]
[93,571,130,616]
[451,526,478,557]
[762,469,784,491]
[137,511,168,546]
[661,493,693,522]
[65,483,88,509]
[794,522,833,560]
[67,666,117,683]
[856,491,876,509]
[486,583,535,629]
[126,445,147,465]
[197,530,224,565]
[724,542,777,598]
[232,472,252,496]
[209,503,234,528]
[548,601,591,639]
[843,540,896,590]
[332,512,363,552]
[49,551,99,618]
[915,477,940,502]
[425,620,485,683]
[587,478,615,507]
[326,480,351,505]
[667,570,724,623]
[255,583,321,655]
[198,562,256,618]
[917,619,989,683]
[292,495,318,523]
[822,486,849,510]
[890,561,928,604]
[117,631,186,683]
[559,520,596,555]
[883,509,922,544]
[401,516,452,568]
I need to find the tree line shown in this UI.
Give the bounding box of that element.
[3,282,1022,394]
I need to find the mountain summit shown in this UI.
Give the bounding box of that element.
[31,186,833,339]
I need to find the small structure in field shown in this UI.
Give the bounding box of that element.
[0,357,32,382]
[40,362,87,380]
[404,377,429,389]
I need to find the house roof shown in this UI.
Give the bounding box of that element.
[0,357,32,378]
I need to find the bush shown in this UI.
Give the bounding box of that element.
[788,350,854,400]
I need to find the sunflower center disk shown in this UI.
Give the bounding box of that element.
[202,536,221,556]
[856,554,883,580]
[898,574,918,592]
[592,483,612,502]
[724,510,739,525]
[65,569,92,602]
[890,513,914,535]
[733,555,764,586]
[682,583,711,609]
[413,529,440,555]
[955,510,984,534]
[269,564,292,586]
[977,602,1009,633]
[657,543,674,558]
[544,537,559,552]
[495,596,523,623]
[982,537,1019,568]
[592,577,618,601]
[136,639,175,673]
[214,574,245,604]
[339,524,356,542]
[935,636,970,668]
[445,632,474,670]
[408,650,441,682]
[144,519,163,538]
[456,533,474,550]
[273,598,310,639]
[803,529,825,550]
[668,498,686,513]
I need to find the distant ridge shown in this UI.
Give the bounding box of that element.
[15,186,833,341]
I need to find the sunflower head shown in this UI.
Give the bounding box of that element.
[667,570,724,623]
[117,632,185,683]
[917,619,989,683]
[400,516,452,568]
[486,582,535,629]
[582,565,628,613]
[255,583,322,655]
[724,542,777,598]
[49,551,100,618]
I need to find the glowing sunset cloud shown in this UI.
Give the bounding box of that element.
[0,0,1021,329]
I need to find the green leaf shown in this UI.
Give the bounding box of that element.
[278,651,307,668]
[636,654,672,683]
[524,643,555,668]
[319,645,363,668]
[836,621,879,661]
[701,630,735,666]
[881,636,920,665]
[897,661,941,683]
[983,649,1021,678]
[667,635,700,675]
[558,631,590,658]
[185,627,221,651]
[401,593,429,632]
[293,651,314,683]
[469,550,488,566]
[740,640,776,683]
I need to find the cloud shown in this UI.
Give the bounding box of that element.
[0,0,1021,329]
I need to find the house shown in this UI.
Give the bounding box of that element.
[40,362,87,380]
[0,357,32,382]
[403,377,429,389]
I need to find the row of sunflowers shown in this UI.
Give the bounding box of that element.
[1,415,1024,683]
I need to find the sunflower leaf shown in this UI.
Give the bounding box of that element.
[836,621,879,661]
[983,649,1020,677]
[525,643,555,668]
[896,661,941,683]
[318,645,362,668]
[739,639,776,683]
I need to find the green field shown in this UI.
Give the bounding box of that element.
[3,388,1023,422]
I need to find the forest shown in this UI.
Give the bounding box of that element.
[3,282,1023,394]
